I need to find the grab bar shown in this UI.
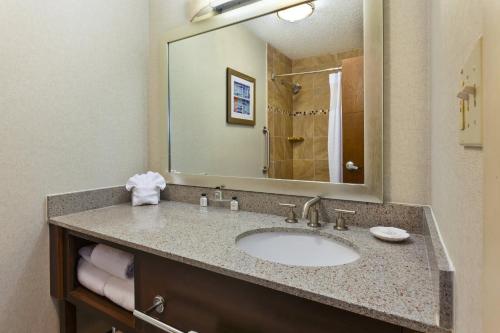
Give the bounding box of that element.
[134,296,198,333]
[263,126,270,174]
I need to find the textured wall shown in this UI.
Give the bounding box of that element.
[383,0,431,204]
[149,0,188,172]
[481,0,500,332]
[429,1,484,332]
[0,1,149,331]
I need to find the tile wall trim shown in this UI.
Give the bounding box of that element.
[268,105,330,116]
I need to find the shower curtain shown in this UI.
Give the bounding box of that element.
[328,72,343,183]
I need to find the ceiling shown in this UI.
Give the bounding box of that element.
[177,0,363,59]
[243,0,363,60]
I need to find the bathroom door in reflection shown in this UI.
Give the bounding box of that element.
[342,56,364,184]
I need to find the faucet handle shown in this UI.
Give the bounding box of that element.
[214,185,226,201]
[333,209,356,231]
[334,209,356,215]
[279,203,298,224]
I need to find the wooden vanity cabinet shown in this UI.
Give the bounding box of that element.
[135,253,405,333]
[50,226,421,333]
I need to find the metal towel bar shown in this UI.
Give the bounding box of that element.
[133,296,198,333]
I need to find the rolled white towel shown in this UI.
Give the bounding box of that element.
[78,244,96,262]
[77,258,111,296]
[104,276,135,312]
[90,244,134,280]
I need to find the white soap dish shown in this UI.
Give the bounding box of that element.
[370,226,410,242]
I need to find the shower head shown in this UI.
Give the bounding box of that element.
[292,82,302,94]
[280,79,302,94]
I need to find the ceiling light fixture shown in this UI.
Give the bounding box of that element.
[277,3,315,23]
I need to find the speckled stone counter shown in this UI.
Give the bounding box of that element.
[49,201,449,333]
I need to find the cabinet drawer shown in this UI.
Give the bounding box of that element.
[135,253,403,333]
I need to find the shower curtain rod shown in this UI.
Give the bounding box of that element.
[271,66,342,80]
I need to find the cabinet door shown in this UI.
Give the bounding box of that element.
[135,253,403,333]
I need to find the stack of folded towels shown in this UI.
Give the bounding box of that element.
[77,244,134,312]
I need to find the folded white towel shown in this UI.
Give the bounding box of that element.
[104,276,135,312]
[77,258,111,296]
[126,171,166,206]
[90,244,134,280]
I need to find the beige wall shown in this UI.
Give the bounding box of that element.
[149,0,432,205]
[383,0,431,204]
[169,24,267,178]
[429,1,484,332]
[482,0,500,331]
[149,0,188,173]
[0,0,149,331]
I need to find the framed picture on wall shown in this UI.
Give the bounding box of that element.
[227,68,256,126]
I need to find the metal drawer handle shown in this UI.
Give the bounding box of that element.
[134,296,198,333]
[144,295,165,314]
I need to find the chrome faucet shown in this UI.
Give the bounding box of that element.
[302,196,321,228]
[214,185,228,202]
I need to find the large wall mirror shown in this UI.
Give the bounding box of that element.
[158,0,383,202]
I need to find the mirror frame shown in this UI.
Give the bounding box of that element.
[152,0,383,203]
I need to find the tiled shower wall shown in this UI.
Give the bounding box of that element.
[267,45,363,181]
[267,45,293,179]
[291,50,363,181]
[291,111,330,181]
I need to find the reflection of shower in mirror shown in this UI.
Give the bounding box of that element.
[168,0,367,186]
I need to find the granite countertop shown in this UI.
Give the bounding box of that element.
[49,201,445,333]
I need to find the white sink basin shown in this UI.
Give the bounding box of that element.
[236,230,360,267]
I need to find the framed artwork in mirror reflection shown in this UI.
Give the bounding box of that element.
[227,67,256,126]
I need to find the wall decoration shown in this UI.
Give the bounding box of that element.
[227,68,256,126]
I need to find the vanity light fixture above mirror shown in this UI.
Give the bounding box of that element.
[211,0,256,11]
[190,0,264,22]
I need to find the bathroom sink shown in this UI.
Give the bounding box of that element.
[236,230,360,267]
